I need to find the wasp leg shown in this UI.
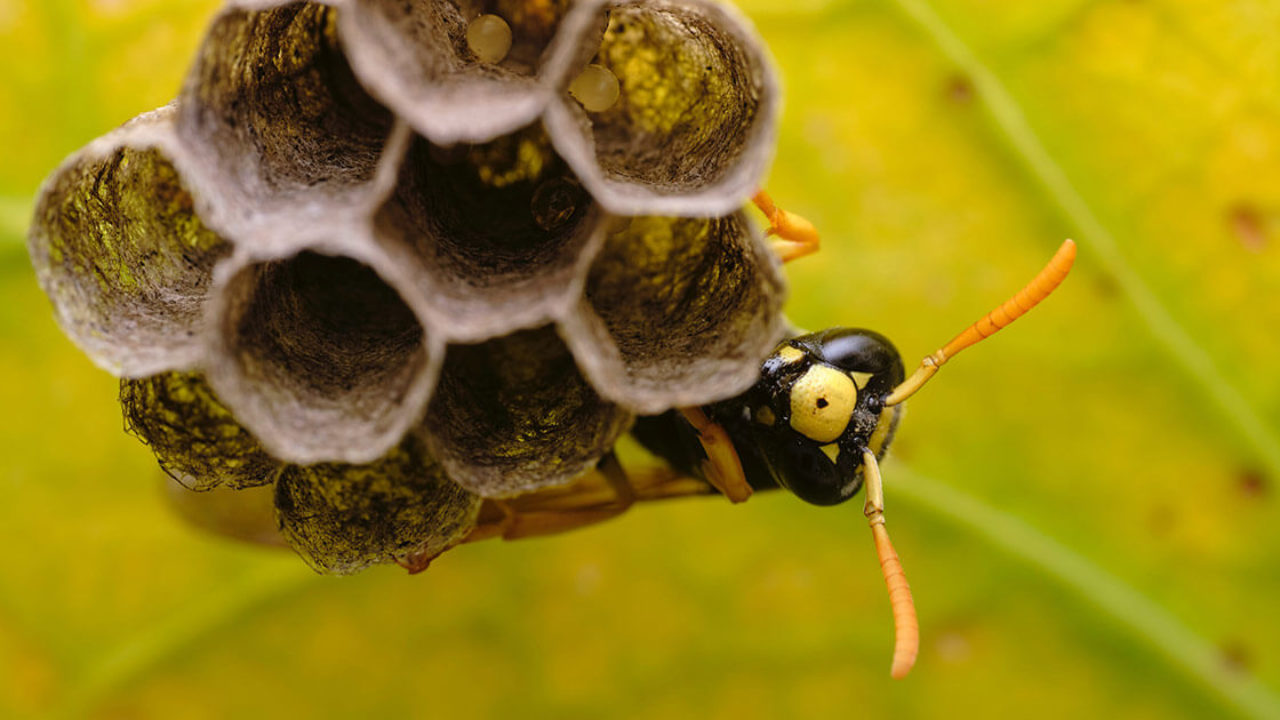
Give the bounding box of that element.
[752,190,820,263]
[679,407,752,504]
[462,463,715,544]
[499,453,635,540]
[400,465,716,569]
[459,500,518,544]
[400,542,464,574]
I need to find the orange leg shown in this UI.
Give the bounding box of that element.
[493,453,634,540]
[752,190,820,263]
[678,407,753,504]
[400,461,713,572]
[463,459,716,544]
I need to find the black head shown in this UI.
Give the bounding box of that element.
[733,328,905,506]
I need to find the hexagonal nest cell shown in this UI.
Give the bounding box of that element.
[422,326,633,498]
[338,0,603,144]
[567,214,786,412]
[275,437,481,574]
[209,250,437,465]
[375,123,603,340]
[28,0,789,575]
[121,371,280,491]
[28,108,231,377]
[179,2,397,225]
[545,0,778,214]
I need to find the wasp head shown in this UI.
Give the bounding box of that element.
[734,328,905,505]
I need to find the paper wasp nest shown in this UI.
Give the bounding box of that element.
[28,0,784,573]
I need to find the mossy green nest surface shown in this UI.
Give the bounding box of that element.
[29,0,786,573]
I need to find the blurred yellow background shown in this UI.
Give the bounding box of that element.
[2,0,1280,718]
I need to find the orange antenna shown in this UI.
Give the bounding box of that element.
[861,448,918,679]
[884,239,1076,406]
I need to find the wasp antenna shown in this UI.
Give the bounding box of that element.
[884,239,1076,406]
[861,449,919,679]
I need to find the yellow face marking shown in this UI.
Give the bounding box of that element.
[777,346,805,364]
[755,406,776,426]
[850,371,874,390]
[867,406,896,456]
[820,443,840,464]
[789,365,856,443]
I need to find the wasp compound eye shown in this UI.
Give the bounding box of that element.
[793,329,904,380]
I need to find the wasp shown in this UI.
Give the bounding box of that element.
[171,191,1074,679]
[450,192,1076,679]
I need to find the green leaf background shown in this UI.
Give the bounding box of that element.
[2,0,1279,717]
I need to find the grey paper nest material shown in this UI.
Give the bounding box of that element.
[121,371,280,491]
[28,106,231,377]
[338,0,594,144]
[545,0,780,215]
[28,0,787,573]
[275,437,481,574]
[422,326,633,497]
[178,2,398,231]
[373,123,604,341]
[206,248,441,465]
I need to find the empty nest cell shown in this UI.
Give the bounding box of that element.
[569,213,786,412]
[376,123,602,341]
[179,2,395,223]
[28,111,232,377]
[209,251,436,465]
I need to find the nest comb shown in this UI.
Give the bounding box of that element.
[28,0,787,574]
